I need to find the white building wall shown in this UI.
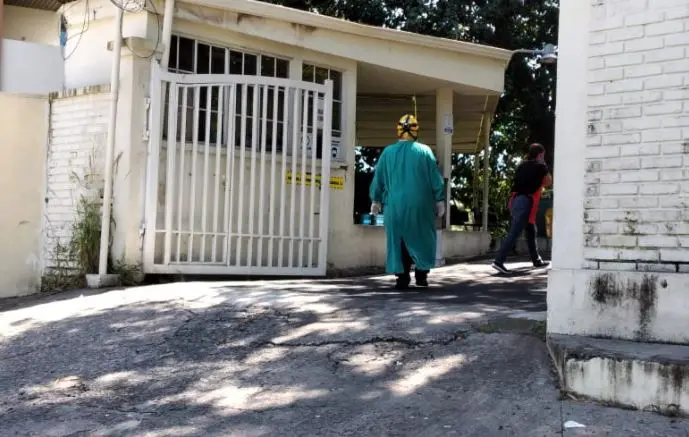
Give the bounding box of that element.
[1,39,65,94]
[61,0,154,89]
[4,5,59,45]
[548,0,689,343]
[0,93,49,298]
[1,6,64,94]
[43,87,110,270]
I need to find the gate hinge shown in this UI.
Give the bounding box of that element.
[142,97,151,141]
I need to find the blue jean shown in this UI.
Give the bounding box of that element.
[494,194,541,265]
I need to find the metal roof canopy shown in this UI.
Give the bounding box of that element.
[175,0,510,155]
[5,0,73,11]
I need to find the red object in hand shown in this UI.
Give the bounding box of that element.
[508,186,543,225]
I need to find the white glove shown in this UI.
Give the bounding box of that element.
[370,202,381,215]
[435,201,446,218]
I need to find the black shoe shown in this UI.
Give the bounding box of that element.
[491,262,510,274]
[414,271,429,288]
[395,275,411,290]
[533,260,550,268]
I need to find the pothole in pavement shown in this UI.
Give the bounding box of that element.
[167,308,310,360]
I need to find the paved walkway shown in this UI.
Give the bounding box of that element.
[1,260,687,436]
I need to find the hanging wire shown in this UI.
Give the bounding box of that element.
[109,0,145,13]
[63,0,91,61]
[108,0,161,59]
[65,0,160,61]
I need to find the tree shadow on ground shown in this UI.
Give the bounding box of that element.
[0,261,557,437]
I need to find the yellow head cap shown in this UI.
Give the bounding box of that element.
[396,114,419,140]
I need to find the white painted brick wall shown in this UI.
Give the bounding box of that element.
[43,89,109,270]
[584,0,689,272]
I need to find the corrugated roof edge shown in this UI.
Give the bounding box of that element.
[5,0,73,12]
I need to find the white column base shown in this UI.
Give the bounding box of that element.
[85,273,120,289]
[435,230,445,267]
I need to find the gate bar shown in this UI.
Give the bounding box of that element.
[187,86,201,263]
[257,84,269,267]
[288,89,300,268]
[211,86,224,263]
[235,84,248,266]
[308,90,318,268]
[163,82,179,265]
[298,89,310,267]
[175,86,188,262]
[224,85,237,266]
[318,80,334,273]
[247,85,259,268]
[267,85,280,268]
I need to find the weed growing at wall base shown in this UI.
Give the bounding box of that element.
[40,149,143,292]
[41,241,84,292]
[71,195,102,275]
[41,194,143,291]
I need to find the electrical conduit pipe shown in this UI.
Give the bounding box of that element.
[98,5,124,276]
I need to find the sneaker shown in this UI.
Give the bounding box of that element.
[491,262,510,274]
[415,277,429,288]
[533,260,550,268]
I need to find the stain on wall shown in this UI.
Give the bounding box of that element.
[590,273,658,340]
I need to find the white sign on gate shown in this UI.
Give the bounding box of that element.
[443,113,454,136]
[316,97,325,129]
[303,133,342,161]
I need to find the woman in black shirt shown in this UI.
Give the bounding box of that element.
[492,143,552,274]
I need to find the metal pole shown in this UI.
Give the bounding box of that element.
[472,153,480,210]
[160,0,175,69]
[481,119,491,232]
[98,6,124,276]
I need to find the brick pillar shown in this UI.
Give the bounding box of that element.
[548,0,689,344]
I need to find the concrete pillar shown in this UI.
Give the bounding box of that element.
[325,60,360,269]
[435,87,453,266]
[109,37,157,267]
[550,10,586,272]
[481,118,491,231]
[435,88,453,223]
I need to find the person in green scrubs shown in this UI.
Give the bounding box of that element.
[369,114,446,289]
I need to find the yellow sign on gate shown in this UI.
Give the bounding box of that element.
[285,171,344,190]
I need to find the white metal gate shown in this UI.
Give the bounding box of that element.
[143,63,334,276]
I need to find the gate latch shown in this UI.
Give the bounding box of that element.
[142,97,151,141]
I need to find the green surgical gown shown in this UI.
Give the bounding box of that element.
[369,140,446,274]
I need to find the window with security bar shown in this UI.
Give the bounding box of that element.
[164,35,289,151]
[302,63,344,161]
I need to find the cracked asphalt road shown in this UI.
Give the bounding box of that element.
[1,260,688,436]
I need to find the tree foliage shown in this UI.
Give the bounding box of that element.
[265,0,559,232]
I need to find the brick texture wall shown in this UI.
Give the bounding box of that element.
[584,0,689,272]
[43,86,109,270]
